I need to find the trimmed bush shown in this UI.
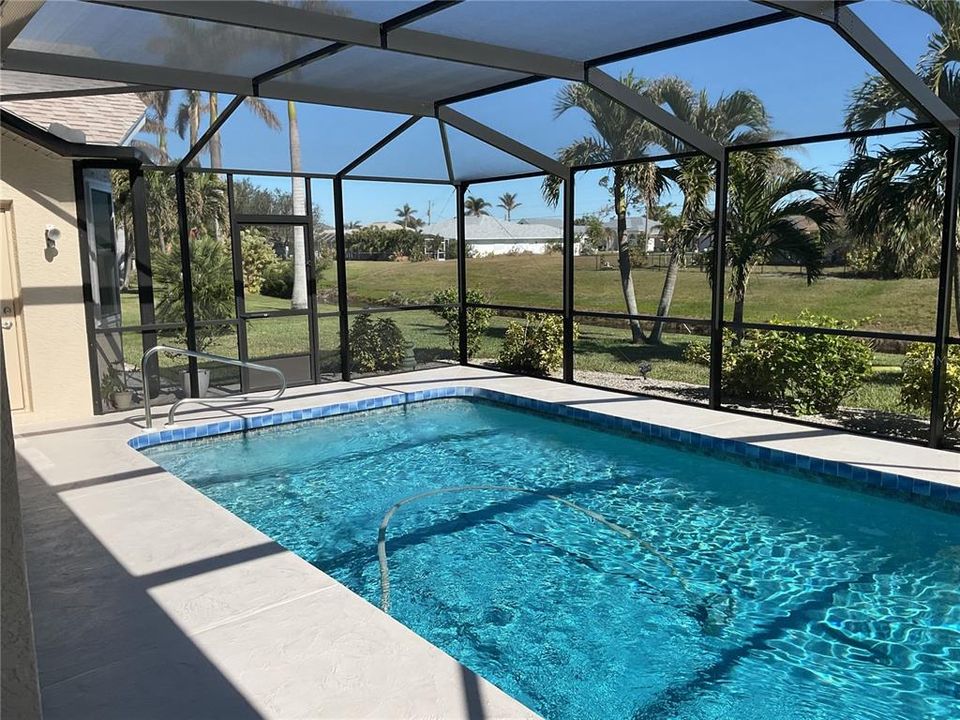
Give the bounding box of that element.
[240,228,278,294]
[431,287,493,359]
[901,343,960,432]
[497,313,567,377]
[349,313,406,373]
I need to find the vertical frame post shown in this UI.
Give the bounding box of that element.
[226,174,251,391]
[175,168,200,396]
[333,176,351,380]
[562,173,575,382]
[930,132,959,447]
[456,183,468,364]
[130,165,158,399]
[304,179,320,384]
[709,151,729,410]
[72,162,104,414]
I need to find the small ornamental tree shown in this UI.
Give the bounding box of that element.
[240,228,278,294]
[431,287,493,359]
[349,313,406,373]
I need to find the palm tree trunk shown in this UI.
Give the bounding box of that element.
[953,255,960,336]
[288,101,308,311]
[649,249,680,344]
[208,92,222,170]
[614,169,645,344]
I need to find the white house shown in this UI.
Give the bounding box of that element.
[422,215,580,257]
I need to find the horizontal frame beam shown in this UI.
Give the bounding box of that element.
[0,82,161,102]
[437,106,569,179]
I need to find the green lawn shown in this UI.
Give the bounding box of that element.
[114,254,934,423]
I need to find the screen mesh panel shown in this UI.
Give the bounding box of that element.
[444,125,540,182]
[406,1,782,61]
[350,118,450,181]
[267,46,527,105]
[10,2,331,79]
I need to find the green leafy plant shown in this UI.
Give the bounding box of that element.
[497,313,570,377]
[261,260,294,299]
[722,312,873,416]
[154,234,233,352]
[99,365,125,404]
[345,226,425,261]
[682,341,711,366]
[431,287,493,359]
[349,313,406,373]
[901,343,960,432]
[240,228,278,294]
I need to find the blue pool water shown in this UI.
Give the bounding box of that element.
[144,399,960,720]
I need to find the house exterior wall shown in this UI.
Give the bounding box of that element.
[0,129,93,424]
[468,239,580,257]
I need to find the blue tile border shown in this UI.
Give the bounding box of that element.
[129,386,957,507]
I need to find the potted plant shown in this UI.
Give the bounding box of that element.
[153,234,234,398]
[100,365,134,410]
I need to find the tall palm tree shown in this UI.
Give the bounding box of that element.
[184,172,228,239]
[207,93,281,169]
[395,203,418,230]
[497,192,522,221]
[837,0,960,332]
[648,78,771,343]
[176,90,206,158]
[464,195,491,216]
[703,154,836,328]
[134,90,171,163]
[288,100,308,311]
[543,72,666,343]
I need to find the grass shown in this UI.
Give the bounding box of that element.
[113,254,932,422]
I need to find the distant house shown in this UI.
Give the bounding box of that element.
[423,215,579,257]
[522,215,666,252]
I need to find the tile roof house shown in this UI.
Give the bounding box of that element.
[1,73,146,145]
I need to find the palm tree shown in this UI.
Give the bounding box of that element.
[207,93,281,169]
[395,203,418,230]
[704,154,836,329]
[497,192,522,221]
[184,172,228,239]
[543,72,666,343]
[464,195,491,216]
[837,0,960,332]
[288,100,308,310]
[134,90,171,163]
[176,90,206,158]
[648,78,772,343]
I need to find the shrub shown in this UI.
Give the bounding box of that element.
[154,234,233,352]
[261,260,294,299]
[349,313,406,373]
[240,228,278,294]
[431,287,493,359]
[346,226,425,261]
[497,313,567,377]
[722,313,873,415]
[682,341,711,366]
[901,343,960,432]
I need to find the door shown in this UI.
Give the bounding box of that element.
[0,204,30,411]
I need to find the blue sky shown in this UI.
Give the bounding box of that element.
[146,1,937,227]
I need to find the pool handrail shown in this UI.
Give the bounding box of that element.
[140,345,286,429]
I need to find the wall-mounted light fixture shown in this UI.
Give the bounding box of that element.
[44,224,60,261]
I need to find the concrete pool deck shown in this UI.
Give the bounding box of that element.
[13,366,960,718]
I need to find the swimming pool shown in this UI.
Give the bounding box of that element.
[143,397,960,720]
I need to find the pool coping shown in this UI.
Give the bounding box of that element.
[132,385,960,507]
[12,366,959,719]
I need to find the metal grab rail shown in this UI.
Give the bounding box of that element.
[140,345,286,429]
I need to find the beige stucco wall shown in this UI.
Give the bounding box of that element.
[1,128,94,424]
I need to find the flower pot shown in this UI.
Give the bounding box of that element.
[401,342,417,371]
[112,390,135,410]
[181,368,211,398]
